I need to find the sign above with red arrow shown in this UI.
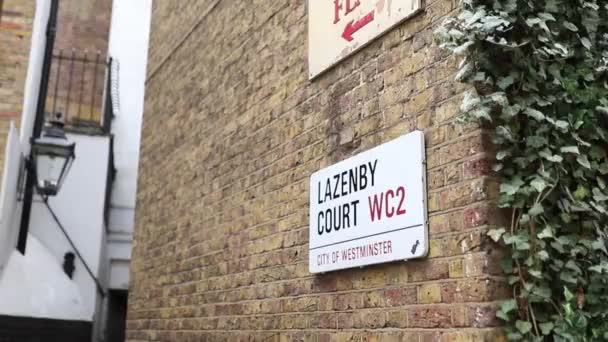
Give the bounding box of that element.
[309,0,422,79]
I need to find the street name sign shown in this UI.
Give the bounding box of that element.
[309,131,428,273]
[308,0,423,78]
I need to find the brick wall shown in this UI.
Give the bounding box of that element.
[0,0,33,121]
[47,0,112,126]
[0,0,34,171]
[54,0,111,53]
[128,1,506,341]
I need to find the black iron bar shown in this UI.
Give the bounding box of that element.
[18,0,59,253]
[78,50,88,120]
[65,49,76,122]
[102,58,114,133]
[51,49,63,115]
[91,51,101,121]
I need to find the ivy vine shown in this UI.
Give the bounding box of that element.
[435,0,608,340]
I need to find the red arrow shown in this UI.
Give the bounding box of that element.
[342,10,375,42]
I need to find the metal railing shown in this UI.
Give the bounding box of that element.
[46,49,112,134]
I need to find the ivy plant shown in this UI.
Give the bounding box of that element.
[435,0,608,340]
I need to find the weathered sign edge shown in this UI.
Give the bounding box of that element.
[308,0,424,80]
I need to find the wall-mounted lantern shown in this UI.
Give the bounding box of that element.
[30,119,76,197]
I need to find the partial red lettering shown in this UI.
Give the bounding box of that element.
[334,0,362,24]
[396,186,406,215]
[385,189,395,218]
[345,0,361,16]
[333,0,343,24]
[368,193,384,222]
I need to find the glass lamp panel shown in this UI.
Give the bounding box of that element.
[35,153,67,195]
[31,125,75,196]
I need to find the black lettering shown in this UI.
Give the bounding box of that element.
[318,182,323,204]
[348,168,358,194]
[333,174,340,199]
[359,165,368,190]
[325,208,332,233]
[369,159,378,187]
[341,171,348,196]
[352,200,359,226]
[324,179,332,202]
[342,203,351,228]
[334,205,341,231]
[318,211,324,235]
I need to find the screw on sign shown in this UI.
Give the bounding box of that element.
[308,0,422,78]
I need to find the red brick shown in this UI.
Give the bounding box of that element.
[408,305,453,328]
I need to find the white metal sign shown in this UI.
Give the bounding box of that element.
[309,131,428,273]
[308,0,422,78]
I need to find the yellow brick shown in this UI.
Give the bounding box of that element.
[418,283,442,303]
[449,259,465,278]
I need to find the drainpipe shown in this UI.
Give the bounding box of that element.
[17,0,59,254]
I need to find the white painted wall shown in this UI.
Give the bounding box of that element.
[0,0,51,274]
[28,134,110,321]
[105,0,152,291]
[108,0,152,214]
[0,124,24,277]
[0,235,87,320]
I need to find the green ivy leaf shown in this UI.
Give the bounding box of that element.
[435,5,608,340]
[592,188,608,201]
[533,285,552,299]
[531,178,547,193]
[589,262,608,274]
[525,108,546,121]
[497,76,515,90]
[540,322,555,335]
[555,120,569,130]
[488,228,506,242]
[560,272,578,284]
[497,150,510,160]
[574,185,590,200]
[516,320,533,334]
[529,203,544,216]
[565,260,582,274]
[560,146,580,154]
[500,299,518,315]
[577,155,591,169]
[527,136,547,148]
[563,21,579,32]
[539,149,563,163]
[538,226,554,239]
[501,177,525,195]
